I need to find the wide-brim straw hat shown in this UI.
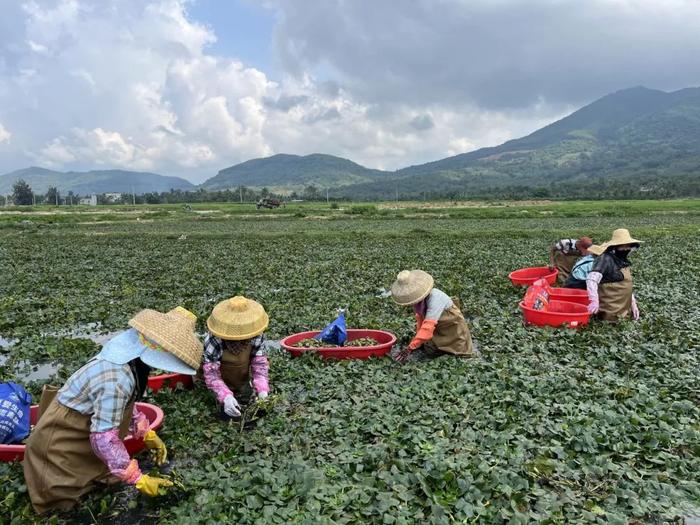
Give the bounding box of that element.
[128,307,203,371]
[391,270,434,306]
[605,228,643,248]
[207,296,269,341]
[587,244,606,256]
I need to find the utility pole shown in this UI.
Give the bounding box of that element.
[239,186,243,203]
[395,185,399,203]
[32,193,36,206]
[132,186,136,205]
[55,190,59,206]
[326,188,329,204]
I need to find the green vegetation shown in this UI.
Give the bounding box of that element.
[1,200,699,524]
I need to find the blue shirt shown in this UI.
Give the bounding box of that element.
[571,255,595,281]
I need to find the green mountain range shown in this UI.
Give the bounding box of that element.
[0,167,194,195]
[205,86,700,199]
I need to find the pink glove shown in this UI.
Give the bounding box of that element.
[631,294,640,321]
[203,361,234,405]
[131,408,150,440]
[250,355,270,396]
[90,429,142,484]
[586,272,602,314]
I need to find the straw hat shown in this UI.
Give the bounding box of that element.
[587,244,606,256]
[128,307,203,370]
[390,270,434,306]
[605,228,642,247]
[207,296,269,340]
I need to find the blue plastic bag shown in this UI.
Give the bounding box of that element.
[315,310,347,346]
[0,382,32,444]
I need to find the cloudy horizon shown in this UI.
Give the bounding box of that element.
[1,0,699,183]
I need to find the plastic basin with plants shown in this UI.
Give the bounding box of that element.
[548,287,590,306]
[147,373,194,394]
[509,266,558,286]
[0,402,164,462]
[281,329,397,359]
[519,299,591,328]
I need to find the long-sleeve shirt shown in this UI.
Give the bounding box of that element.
[202,333,270,404]
[409,289,453,350]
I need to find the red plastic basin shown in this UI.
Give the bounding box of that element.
[281,329,397,359]
[509,266,558,286]
[0,402,164,462]
[549,288,589,306]
[519,300,590,328]
[148,373,194,393]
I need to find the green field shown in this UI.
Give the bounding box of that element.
[1,200,699,524]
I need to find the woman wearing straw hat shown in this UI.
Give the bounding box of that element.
[23,307,203,514]
[563,244,606,289]
[391,270,475,362]
[203,296,271,419]
[587,229,643,321]
[549,236,594,284]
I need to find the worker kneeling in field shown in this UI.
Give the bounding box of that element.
[24,307,203,514]
[563,244,606,289]
[587,229,642,321]
[391,270,475,362]
[549,236,593,284]
[203,296,270,420]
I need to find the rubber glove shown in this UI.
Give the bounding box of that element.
[394,347,412,363]
[135,474,173,497]
[586,272,602,314]
[257,391,269,400]
[631,294,640,321]
[143,430,167,465]
[223,395,241,417]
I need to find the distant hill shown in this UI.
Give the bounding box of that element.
[200,86,700,199]
[201,153,388,192]
[0,167,194,195]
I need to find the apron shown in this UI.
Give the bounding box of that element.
[219,341,254,404]
[23,391,134,514]
[553,250,581,284]
[598,266,633,322]
[425,304,475,356]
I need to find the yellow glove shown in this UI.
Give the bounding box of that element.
[135,474,173,497]
[143,430,168,465]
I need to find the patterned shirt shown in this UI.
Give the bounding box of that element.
[554,238,578,254]
[57,358,135,433]
[203,333,266,364]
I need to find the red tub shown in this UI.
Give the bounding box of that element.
[509,266,558,286]
[519,300,590,328]
[281,329,397,359]
[0,402,164,462]
[549,288,589,306]
[148,373,194,393]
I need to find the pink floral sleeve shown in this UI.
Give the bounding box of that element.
[130,407,150,440]
[203,361,234,404]
[90,429,142,484]
[250,355,270,395]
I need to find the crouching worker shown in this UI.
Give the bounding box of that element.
[549,236,593,284]
[587,229,642,322]
[391,270,475,362]
[203,296,270,419]
[563,244,606,289]
[23,307,203,514]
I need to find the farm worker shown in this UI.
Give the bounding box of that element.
[563,244,606,289]
[391,270,475,362]
[586,229,642,321]
[23,307,203,514]
[203,296,271,419]
[549,236,593,284]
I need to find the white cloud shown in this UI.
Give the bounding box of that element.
[0,123,11,144]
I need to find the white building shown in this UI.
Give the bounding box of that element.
[103,192,123,202]
[79,194,98,206]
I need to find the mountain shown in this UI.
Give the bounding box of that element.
[335,86,700,199]
[0,167,194,195]
[201,153,388,192]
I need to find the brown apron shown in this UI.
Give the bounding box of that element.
[553,250,581,284]
[426,304,475,356]
[598,266,633,322]
[23,394,134,514]
[219,341,254,404]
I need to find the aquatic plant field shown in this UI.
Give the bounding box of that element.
[1,199,699,524]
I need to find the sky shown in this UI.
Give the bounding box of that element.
[1,0,699,183]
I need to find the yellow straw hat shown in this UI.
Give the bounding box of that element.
[207,296,269,341]
[606,228,643,247]
[390,270,434,306]
[128,307,203,370]
[587,244,606,256]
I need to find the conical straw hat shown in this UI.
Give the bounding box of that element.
[391,270,434,306]
[207,296,269,340]
[128,307,203,369]
[606,228,642,247]
[587,244,606,256]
